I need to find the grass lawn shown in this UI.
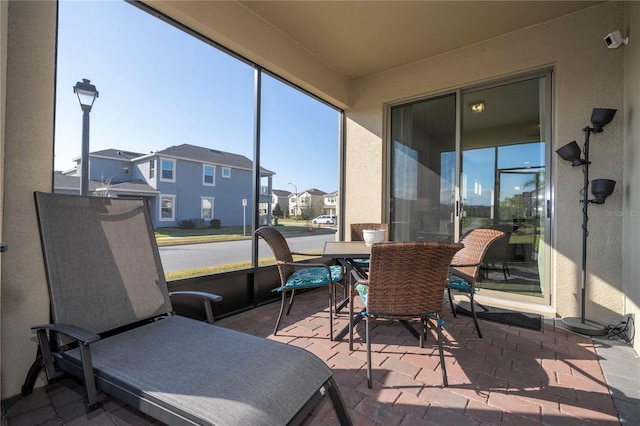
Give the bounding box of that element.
[155,220,335,246]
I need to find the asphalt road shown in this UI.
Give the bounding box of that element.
[159,232,336,273]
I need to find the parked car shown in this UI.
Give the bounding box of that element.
[312,215,336,225]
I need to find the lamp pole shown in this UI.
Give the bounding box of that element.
[288,182,298,217]
[579,126,591,327]
[73,79,99,196]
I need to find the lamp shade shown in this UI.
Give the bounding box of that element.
[73,79,99,112]
[590,108,616,132]
[556,141,584,166]
[591,179,616,204]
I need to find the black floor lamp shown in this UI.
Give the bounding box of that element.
[556,108,617,336]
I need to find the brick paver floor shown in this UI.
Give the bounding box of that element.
[2,288,630,425]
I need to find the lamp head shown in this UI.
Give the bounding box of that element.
[556,141,584,166]
[73,79,99,112]
[590,108,616,133]
[591,179,616,204]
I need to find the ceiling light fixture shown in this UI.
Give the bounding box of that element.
[469,102,485,113]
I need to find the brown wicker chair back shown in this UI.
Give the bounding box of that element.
[255,226,296,284]
[366,241,463,318]
[450,228,505,285]
[350,223,389,242]
[447,227,505,338]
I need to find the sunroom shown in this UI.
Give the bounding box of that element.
[1,0,638,422]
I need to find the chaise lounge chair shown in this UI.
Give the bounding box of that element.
[22,192,352,426]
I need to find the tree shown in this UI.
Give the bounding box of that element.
[301,206,316,221]
[272,203,284,225]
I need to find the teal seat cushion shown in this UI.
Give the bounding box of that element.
[449,277,474,292]
[355,283,368,308]
[353,258,370,268]
[273,265,343,291]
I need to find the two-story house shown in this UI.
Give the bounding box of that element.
[288,188,326,218]
[271,189,291,217]
[56,143,274,228]
[322,191,338,216]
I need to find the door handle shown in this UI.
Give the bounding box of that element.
[0,242,7,253]
[546,199,551,219]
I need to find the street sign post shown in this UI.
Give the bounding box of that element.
[242,198,247,236]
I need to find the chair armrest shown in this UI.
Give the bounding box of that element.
[32,323,102,405]
[169,290,223,303]
[350,269,368,285]
[450,262,480,268]
[449,268,475,284]
[290,251,318,257]
[169,291,223,324]
[282,260,331,270]
[32,323,100,345]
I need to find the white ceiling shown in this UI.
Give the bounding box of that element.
[239,1,603,80]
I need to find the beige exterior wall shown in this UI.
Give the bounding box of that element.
[1,1,56,398]
[624,2,640,353]
[345,2,625,324]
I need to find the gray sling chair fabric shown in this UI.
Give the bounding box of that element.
[25,193,352,426]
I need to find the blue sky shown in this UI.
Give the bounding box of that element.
[55,0,339,194]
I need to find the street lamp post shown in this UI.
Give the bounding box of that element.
[288,182,298,217]
[73,79,99,196]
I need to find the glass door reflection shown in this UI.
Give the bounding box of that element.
[390,94,456,243]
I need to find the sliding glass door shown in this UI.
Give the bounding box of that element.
[389,74,551,304]
[390,94,457,243]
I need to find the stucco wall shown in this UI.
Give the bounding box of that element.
[345,2,625,323]
[624,2,640,353]
[1,1,56,398]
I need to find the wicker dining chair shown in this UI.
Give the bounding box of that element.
[256,226,344,340]
[480,225,513,283]
[447,228,505,338]
[351,241,464,388]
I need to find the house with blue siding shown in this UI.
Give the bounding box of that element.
[55,144,274,228]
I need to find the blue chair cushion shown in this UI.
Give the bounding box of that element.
[355,283,368,308]
[353,258,370,268]
[273,265,343,291]
[448,277,474,293]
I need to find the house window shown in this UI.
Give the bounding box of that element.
[161,158,176,182]
[222,167,231,178]
[203,165,215,186]
[149,160,155,179]
[122,163,129,175]
[159,195,175,221]
[201,197,214,219]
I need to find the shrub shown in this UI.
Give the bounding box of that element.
[210,218,221,229]
[179,220,194,229]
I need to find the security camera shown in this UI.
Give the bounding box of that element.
[604,30,629,49]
